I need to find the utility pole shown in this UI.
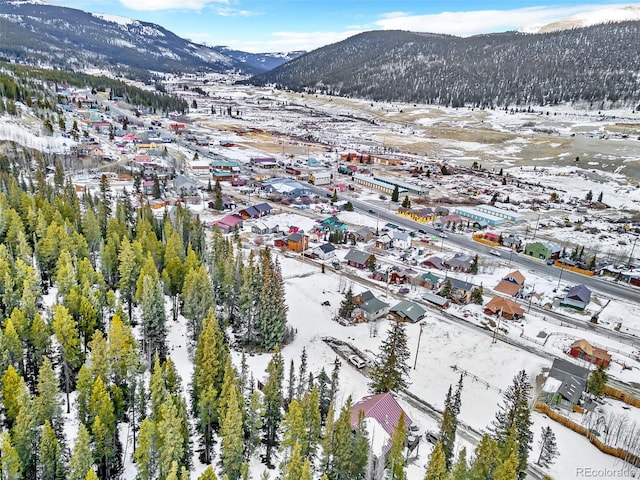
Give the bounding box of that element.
[532,212,541,240]
[555,265,564,292]
[528,284,535,312]
[629,235,639,267]
[413,321,426,369]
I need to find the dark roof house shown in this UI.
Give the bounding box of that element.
[543,358,590,409]
[560,285,591,311]
[345,249,374,269]
[389,300,427,323]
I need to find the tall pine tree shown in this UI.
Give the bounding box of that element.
[369,321,411,393]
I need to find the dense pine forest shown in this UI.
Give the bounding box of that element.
[247,22,640,108]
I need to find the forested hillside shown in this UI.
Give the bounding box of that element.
[246,22,640,108]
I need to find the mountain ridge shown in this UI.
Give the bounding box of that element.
[245,23,640,108]
[0,0,302,76]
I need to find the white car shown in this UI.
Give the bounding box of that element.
[348,355,366,369]
[489,249,502,256]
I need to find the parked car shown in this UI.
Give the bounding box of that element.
[438,232,448,238]
[368,209,376,214]
[546,258,555,265]
[418,228,427,235]
[348,355,366,369]
[425,431,440,445]
[489,249,501,256]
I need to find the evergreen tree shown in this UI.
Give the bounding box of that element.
[317,368,332,422]
[0,433,23,480]
[33,357,62,430]
[489,370,533,479]
[256,250,288,351]
[438,375,463,470]
[214,179,224,210]
[387,412,407,480]
[192,311,228,463]
[424,441,447,480]
[52,304,82,414]
[69,424,94,480]
[141,274,167,366]
[117,237,141,321]
[470,286,483,305]
[244,390,264,459]
[39,420,65,480]
[262,350,284,467]
[369,321,411,393]
[338,287,356,319]
[302,387,322,461]
[493,451,519,480]
[597,191,603,202]
[391,185,399,202]
[134,418,159,480]
[182,264,215,346]
[450,447,468,480]
[468,434,499,480]
[198,466,218,480]
[331,189,338,203]
[281,399,306,460]
[536,427,558,468]
[366,254,376,272]
[440,279,452,299]
[297,347,308,399]
[470,254,479,275]
[286,359,296,407]
[585,190,593,201]
[401,195,411,208]
[586,363,608,397]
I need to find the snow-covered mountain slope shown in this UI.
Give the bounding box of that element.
[522,4,640,33]
[0,0,295,75]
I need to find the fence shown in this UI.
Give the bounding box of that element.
[604,385,640,409]
[552,261,595,276]
[535,403,640,468]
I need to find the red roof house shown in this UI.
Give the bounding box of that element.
[350,392,412,439]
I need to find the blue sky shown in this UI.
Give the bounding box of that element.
[47,1,636,52]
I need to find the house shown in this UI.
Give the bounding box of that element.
[389,300,427,323]
[435,206,449,217]
[313,243,337,260]
[422,292,450,308]
[345,249,375,269]
[350,392,413,459]
[569,340,611,368]
[375,233,393,250]
[483,297,525,320]
[417,272,441,290]
[444,253,474,273]
[262,178,311,197]
[423,256,446,270]
[392,230,411,250]
[524,241,561,261]
[442,278,474,304]
[219,214,244,230]
[560,285,591,311]
[251,220,280,235]
[354,290,376,305]
[542,358,591,410]
[173,175,201,197]
[309,171,332,185]
[321,215,347,232]
[286,232,309,253]
[433,214,463,229]
[389,269,413,285]
[358,297,390,322]
[350,227,375,243]
[238,202,272,220]
[494,270,526,297]
[397,207,436,223]
[142,180,156,196]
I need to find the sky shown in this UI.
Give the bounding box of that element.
[45,0,639,52]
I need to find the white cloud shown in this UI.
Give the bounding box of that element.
[226,29,363,53]
[118,0,227,12]
[374,3,633,36]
